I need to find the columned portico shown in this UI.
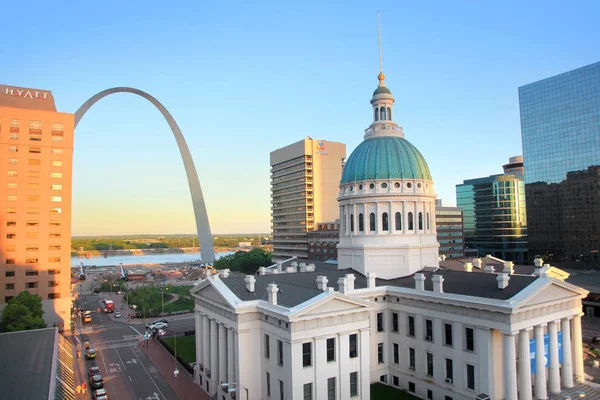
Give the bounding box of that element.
[519,328,533,400]
[561,317,574,388]
[535,324,548,400]
[503,332,518,400]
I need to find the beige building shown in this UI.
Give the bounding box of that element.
[270,137,345,260]
[0,85,74,330]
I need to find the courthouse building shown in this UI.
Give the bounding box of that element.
[0,85,74,329]
[193,71,589,400]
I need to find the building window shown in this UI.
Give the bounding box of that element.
[393,376,399,386]
[374,107,379,121]
[382,212,389,231]
[377,312,384,332]
[409,382,415,393]
[303,383,312,400]
[29,147,41,154]
[48,269,60,275]
[9,146,18,152]
[6,221,16,227]
[427,212,430,230]
[7,183,17,189]
[393,343,399,364]
[10,133,19,140]
[378,343,384,364]
[49,233,61,238]
[52,160,63,167]
[418,212,423,230]
[392,312,398,332]
[302,342,312,367]
[52,122,64,132]
[6,234,16,239]
[446,358,453,382]
[369,213,376,231]
[5,271,15,277]
[380,107,386,121]
[350,372,358,397]
[427,390,433,400]
[28,195,40,202]
[51,148,63,155]
[51,135,64,143]
[29,120,42,130]
[445,396,453,400]
[409,347,416,370]
[465,327,475,352]
[5,245,16,252]
[48,293,60,299]
[49,221,61,226]
[50,196,62,202]
[51,184,62,191]
[49,257,61,263]
[444,323,453,347]
[5,258,16,264]
[7,195,17,202]
[50,172,62,179]
[48,281,59,287]
[327,377,336,400]
[408,212,414,230]
[28,159,41,166]
[26,246,39,252]
[6,208,16,214]
[5,283,15,290]
[326,338,335,362]
[350,214,354,232]
[7,170,17,177]
[426,352,434,376]
[26,258,39,264]
[49,245,61,251]
[266,372,271,396]
[279,380,284,400]
[49,208,62,215]
[8,158,18,165]
[29,134,42,141]
[27,221,39,227]
[349,334,358,358]
[407,315,415,337]
[358,214,364,232]
[395,212,402,230]
[277,340,283,366]
[466,364,475,390]
[425,319,433,341]
[265,334,270,359]
[26,282,38,289]
[25,271,38,276]
[27,208,40,214]
[27,183,39,189]
[28,171,40,178]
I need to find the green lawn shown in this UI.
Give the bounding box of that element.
[371,383,421,400]
[162,335,196,364]
[168,286,194,296]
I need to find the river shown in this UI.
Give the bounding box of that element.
[70,251,234,267]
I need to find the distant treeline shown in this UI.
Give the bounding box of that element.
[71,235,266,251]
[214,248,272,274]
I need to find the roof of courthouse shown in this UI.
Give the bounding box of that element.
[220,259,538,308]
[0,328,57,399]
[438,257,536,275]
[0,84,57,112]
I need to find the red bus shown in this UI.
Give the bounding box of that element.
[103,300,115,313]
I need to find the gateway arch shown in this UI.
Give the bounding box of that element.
[74,87,215,262]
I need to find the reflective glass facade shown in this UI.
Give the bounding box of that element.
[519,62,600,265]
[456,175,528,263]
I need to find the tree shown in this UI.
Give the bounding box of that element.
[0,292,46,332]
[214,248,272,274]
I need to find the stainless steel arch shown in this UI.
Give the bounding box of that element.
[74,87,215,262]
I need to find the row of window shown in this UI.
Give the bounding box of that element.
[6,221,62,228]
[5,257,61,264]
[5,293,60,302]
[1,119,64,130]
[5,281,59,290]
[6,146,64,155]
[350,212,430,232]
[5,270,60,277]
[344,181,428,193]
[6,245,61,251]
[6,196,62,202]
[265,373,356,399]
[6,208,63,215]
[265,334,360,368]
[7,159,63,167]
[374,105,392,122]
[7,171,62,178]
[377,312,476,351]
[6,233,62,239]
[3,133,64,142]
[6,183,63,190]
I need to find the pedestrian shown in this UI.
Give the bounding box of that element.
[77,350,81,359]
[82,383,87,393]
[76,385,81,395]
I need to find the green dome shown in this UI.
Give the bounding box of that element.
[373,86,392,96]
[341,136,432,184]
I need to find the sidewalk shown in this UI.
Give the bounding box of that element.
[140,339,209,400]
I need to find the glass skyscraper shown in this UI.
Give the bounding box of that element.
[519,62,600,265]
[456,157,528,263]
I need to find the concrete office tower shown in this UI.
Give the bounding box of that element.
[456,156,528,263]
[0,85,74,329]
[519,62,600,266]
[435,199,465,259]
[270,138,346,260]
[503,155,524,176]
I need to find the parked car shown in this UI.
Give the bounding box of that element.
[88,366,101,377]
[93,388,108,400]
[89,374,104,389]
[114,312,121,318]
[152,319,168,325]
[150,321,168,329]
[85,349,97,360]
[157,328,166,336]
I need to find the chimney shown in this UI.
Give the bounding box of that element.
[414,273,426,291]
[326,287,334,292]
[291,261,298,269]
[464,262,473,272]
[337,277,349,294]
[432,275,444,293]
[258,267,266,276]
[285,265,296,273]
[497,273,510,289]
[220,269,230,278]
[306,263,316,272]
[484,264,495,274]
[345,274,356,291]
[272,269,280,274]
[245,275,256,293]
[534,258,544,268]
[472,258,482,269]
[299,264,307,273]
[267,283,278,305]
[276,261,283,272]
[503,261,514,275]
[367,272,377,288]
[316,276,329,291]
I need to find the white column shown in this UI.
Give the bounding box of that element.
[402,202,407,234]
[227,327,235,384]
[519,328,533,400]
[352,204,357,234]
[195,312,202,382]
[503,332,518,400]
[548,320,561,393]
[572,314,584,383]
[210,318,218,389]
[234,330,240,384]
[535,324,548,400]
[376,203,381,234]
[388,202,393,235]
[218,323,226,386]
[561,317,574,388]
[202,315,209,371]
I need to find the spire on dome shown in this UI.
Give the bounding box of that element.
[377,11,385,87]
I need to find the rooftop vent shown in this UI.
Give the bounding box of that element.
[337,277,349,294]
[316,276,329,291]
[534,258,544,268]
[244,275,256,293]
[367,272,377,289]
[306,263,316,272]
[414,273,425,291]
[267,283,278,305]
[432,275,444,293]
[503,261,514,275]
[472,258,482,269]
[484,264,495,274]
[497,273,510,289]
[345,274,356,291]
[258,267,266,276]
[464,262,473,272]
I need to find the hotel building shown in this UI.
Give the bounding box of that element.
[435,199,464,259]
[0,85,74,329]
[270,138,346,260]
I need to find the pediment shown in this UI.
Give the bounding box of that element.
[194,283,233,309]
[516,279,586,309]
[291,293,372,319]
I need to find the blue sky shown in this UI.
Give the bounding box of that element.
[3,0,599,235]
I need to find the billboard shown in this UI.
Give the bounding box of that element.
[530,331,563,374]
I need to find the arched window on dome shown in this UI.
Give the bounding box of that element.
[408,212,414,230]
[382,212,389,231]
[369,213,376,232]
[427,212,430,230]
[418,212,423,230]
[387,107,391,120]
[374,107,379,122]
[358,213,364,232]
[395,212,402,230]
[380,107,386,121]
[350,214,354,232]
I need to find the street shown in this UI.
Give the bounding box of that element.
[73,290,196,400]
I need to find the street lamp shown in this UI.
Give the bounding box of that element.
[221,383,248,400]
